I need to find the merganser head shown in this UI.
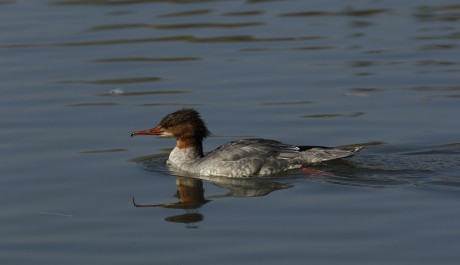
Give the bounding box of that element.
[131,108,211,141]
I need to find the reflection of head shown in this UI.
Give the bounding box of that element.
[165,212,204,225]
[174,177,208,208]
[133,177,208,227]
[132,177,208,210]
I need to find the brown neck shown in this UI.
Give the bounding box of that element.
[176,136,204,156]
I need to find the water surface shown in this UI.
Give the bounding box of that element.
[1,0,460,264]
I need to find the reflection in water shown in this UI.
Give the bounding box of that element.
[133,177,208,228]
[133,177,208,209]
[133,175,291,228]
[130,141,460,226]
[131,155,292,227]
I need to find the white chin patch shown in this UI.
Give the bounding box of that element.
[161,131,174,137]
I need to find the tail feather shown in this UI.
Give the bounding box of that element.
[299,146,363,164]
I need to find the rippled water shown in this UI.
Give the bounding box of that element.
[1,0,460,264]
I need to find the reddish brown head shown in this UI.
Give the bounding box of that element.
[131,108,212,143]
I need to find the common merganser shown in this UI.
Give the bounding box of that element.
[131,108,362,178]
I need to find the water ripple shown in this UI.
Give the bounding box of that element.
[98,90,190,96]
[302,112,365,118]
[262,100,315,106]
[325,143,460,190]
[86,22,264,32]
[59,76,163,85]
[52,35,322,47]
[51,0,214,6]
[91,57,201,63]
[280,8,392,17]
[156,8,213,18]
[414,5,460,22]
[67,102,119,107]
[223,10,264,16]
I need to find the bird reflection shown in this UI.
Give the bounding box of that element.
[131,142,407,228]
[133,177,207,228]
[132,171,292,228]
[133,177,208,209]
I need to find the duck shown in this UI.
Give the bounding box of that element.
[131,108,362,178]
